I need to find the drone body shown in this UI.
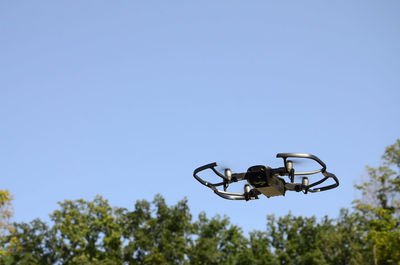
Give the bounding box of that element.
[245,166,286,198]
[193,153,339,201]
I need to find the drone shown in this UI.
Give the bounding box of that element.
[193,153,339,201]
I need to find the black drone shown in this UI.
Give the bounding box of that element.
[193,153,339,201]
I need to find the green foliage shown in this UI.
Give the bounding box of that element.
[188,213,250,265]
[267,214,339,265]
[122,195,192,264]
[50,196,124,264]
[0,194,373,265]
[1,219,57,264]
[0,190,15,258]
[354,139,400,264]
[240,230,277,265]
[355,139,400,212]
[0,190,13,236]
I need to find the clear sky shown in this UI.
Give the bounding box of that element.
[1,1,399,233]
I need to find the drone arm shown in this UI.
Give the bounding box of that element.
[231,173,247,182]
[284,182,303,192]
[284,171,339,193]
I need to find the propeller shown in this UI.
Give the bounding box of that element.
[285,159,312,183]
[213,163,234,191]
[285,159,320,184]
[287,158,307,165]
[215,163,232,177]
[215,163,231,171]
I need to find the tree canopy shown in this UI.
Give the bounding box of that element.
[1,139,399,265]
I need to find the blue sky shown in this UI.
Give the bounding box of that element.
[1,1,399,233]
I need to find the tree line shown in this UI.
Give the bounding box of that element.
[1,140,399,265]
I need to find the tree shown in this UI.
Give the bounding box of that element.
[0,190,15,259]
[1,219,58,264]
[50,195,124,264]
[328,209,371,265]
[354,139,400,264]
[1,195,195,264]
[266,213,331,265]
[0,190,13,236]
[238,230,277,265]
[355,139,400,212]
[121,195,192,264]
[188,213,250,265]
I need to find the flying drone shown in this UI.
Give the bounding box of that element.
[193,153,339,201]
